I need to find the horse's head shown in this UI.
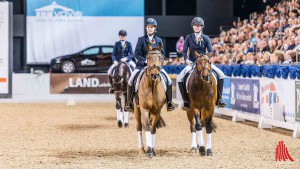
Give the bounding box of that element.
[194,51,212,82]
[112,62,128,94]
[146,44,163,81]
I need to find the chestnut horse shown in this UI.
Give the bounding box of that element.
[134,44,166,158]
[186,52,217,156]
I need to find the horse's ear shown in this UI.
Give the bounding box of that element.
[157,43,162,51]
[147,44,153,51]
[194,51,200,58]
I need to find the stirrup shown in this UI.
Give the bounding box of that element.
[182,101,190,111]
[217,99,226,108]
[108,88,114,94]
[166,101,175,111]
[125,101,134,112]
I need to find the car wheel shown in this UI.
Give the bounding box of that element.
[61,61,75,73]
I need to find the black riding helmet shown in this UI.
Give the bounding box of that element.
[191,17,205,27]
[119,29,127,36]
[145,18,157,27]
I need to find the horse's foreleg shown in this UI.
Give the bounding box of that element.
[150,113,159,156]
[134,102,144,155]
[123,92,130,128]
[187,109,197,152]
[140,107,154,158]
[197,108,205,156]
[205,116,214,156]
[115,94,123,128]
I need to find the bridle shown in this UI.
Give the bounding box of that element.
[195,55,212,83]
[146,51,162,81]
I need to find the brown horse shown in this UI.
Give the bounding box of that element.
[186,51,217,156]
[134,44,166,158]
[112,62,131,128]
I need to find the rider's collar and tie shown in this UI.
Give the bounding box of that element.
[194,32,202,44]
[147,34,154,41]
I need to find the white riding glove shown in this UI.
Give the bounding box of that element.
[121,58,127,62]
[114,61,118,66]
[186,59,193,66]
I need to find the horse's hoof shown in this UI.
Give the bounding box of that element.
[206,149,213,156]
[199,146,206,156]
[152,148,156,156]
[190,147,197,153]
[118,120,122,128]
[146,147,154,158]
[139,147,145,155]
[124,123,129,128]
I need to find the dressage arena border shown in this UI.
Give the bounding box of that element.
[214,108,300,138]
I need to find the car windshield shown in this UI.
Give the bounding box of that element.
[83,47,99,55]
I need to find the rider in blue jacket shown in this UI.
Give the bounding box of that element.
[177,17,226,110]
[125,18,175,112]
[107,30,135,93]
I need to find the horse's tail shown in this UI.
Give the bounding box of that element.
[205,117,217,133]
[156,115,166,129]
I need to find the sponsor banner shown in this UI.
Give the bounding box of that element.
[50,74,110,94]
[274,78,295,123]
[295,81,300,122]
[260,78,295,122]
[230,78,260,114]
[222,77,231,109]
[0,2,9,94]
[26,0,144,64]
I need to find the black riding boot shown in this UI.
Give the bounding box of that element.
[217,79,226,108]
[166,85,175,111]
[178,82,190,110]
[108,75,114,94]
[125,84,134,112]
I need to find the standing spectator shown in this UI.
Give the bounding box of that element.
[176,36,185,57]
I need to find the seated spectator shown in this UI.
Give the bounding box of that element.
[273,50,285,64]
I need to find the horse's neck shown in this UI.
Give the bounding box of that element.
[141,73,162,91]
[189,70,205,89]
[116,63,130,77]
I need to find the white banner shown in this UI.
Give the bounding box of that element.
[0,2,9,94]
[260,77,295,123]
[26,0,144,64]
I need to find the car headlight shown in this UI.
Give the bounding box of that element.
[56,58,61,63]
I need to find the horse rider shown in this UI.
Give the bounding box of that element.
[107,30,135,93]
[177,17,226,110]
[125,18,175,112]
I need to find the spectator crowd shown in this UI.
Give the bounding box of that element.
[166,0,300,66]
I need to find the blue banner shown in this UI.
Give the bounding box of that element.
[230,79,260,114]
[27,0,144,16]
[222,78,231,109]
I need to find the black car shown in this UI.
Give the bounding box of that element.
[50,45,114,73]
